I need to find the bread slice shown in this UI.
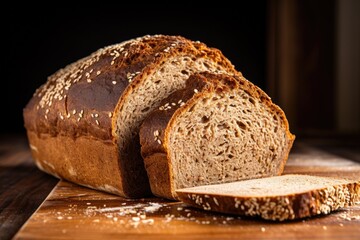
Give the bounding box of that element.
[176,174,360,221]
[139,72,295,200]
[23,35,237,198]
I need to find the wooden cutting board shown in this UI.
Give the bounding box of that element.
[15,143,360,239]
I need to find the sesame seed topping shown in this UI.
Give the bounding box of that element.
[124,52,128,57]
[66,113,71,118]
[95,120,100,125]
[112,81,117,85]
[94,113,99,117]
[96,71,101,75]
[154,130,159,137]
[91,113,94,118]
[171,103,176,106]
[87,79,92,83]
[194,89,199,93]
[45,115,48,120]
[261,227,266,232]
[72,110,76,115]
[111,61,115,65]
[108,112,113,118]
[213,197,219,206]
[77,118,81,122]
[157,139,162,145]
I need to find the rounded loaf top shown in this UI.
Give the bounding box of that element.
[23,35,235,140]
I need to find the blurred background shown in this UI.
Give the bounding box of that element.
[1,0,359,139]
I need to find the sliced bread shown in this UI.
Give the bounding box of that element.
[23,35,237,198]
[176,174,360,221]
[139,72,295,200]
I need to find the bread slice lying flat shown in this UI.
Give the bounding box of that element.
[140,72,295,200]
[176,174,360,221]
[23,35,237,198]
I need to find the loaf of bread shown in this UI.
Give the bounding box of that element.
[140,72,295,200]
[176,174,360,221]
[23,35,237,198]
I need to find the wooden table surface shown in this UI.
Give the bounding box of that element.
[1,135,360,240]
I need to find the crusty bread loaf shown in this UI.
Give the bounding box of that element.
[140,72,295,200]
[23,35,237,198]
[176,174,360,221]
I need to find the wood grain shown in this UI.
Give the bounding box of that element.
[14,141,360,240]
[0,136,58,240]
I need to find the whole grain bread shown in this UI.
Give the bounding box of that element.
[140,72,295,200]
[23,35,237,198]
[176,174,360,221]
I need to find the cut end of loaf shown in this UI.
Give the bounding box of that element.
[176,174,360,221]
[165,73,295,198]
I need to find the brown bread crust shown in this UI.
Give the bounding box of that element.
[176,175,360,221]
[140,73,295,199]
[23,35,236,198]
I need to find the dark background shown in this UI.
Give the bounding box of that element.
[2,4,267,134]
[2,1,359,136]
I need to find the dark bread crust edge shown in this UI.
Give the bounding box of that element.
[24,35,236,198]
[176,175,360,221]
[140,72,295,200]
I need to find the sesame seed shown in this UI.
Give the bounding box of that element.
[157,139,162,145]
[66,113,71,118]
[261,227,266,232]
[91,113,94,118]
[171,103,176,106]
[213,197,219,206]
[77,118,81,122]
[194,89,199,93]
[111,61,115,65]
[87,79,92,83]
[45,115,48,120]
[95,120,100,125]
[323,226,327,230]
[154,130,159,136]
[112,81,117,85]
[178,99,183,104]
[108,112,112,118]
[60,114,64,120]
[94,113,99,117]
[80,110,84,115]
[45,109,50,114]
[96,71,101,75]
[72,110,76,115]
[124,52,128,57]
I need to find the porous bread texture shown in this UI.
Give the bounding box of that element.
[23,35,236,198]
[140,72,295,200]
[176,174,360,221]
